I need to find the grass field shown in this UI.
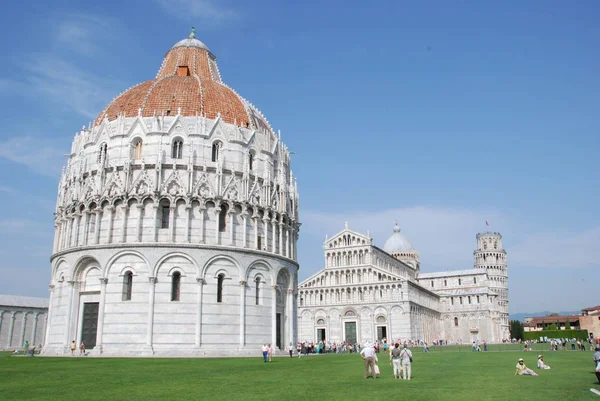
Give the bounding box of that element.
[1,350,598,400]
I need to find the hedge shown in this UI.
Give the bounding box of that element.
[523,329,589,341]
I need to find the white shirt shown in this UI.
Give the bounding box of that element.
[400,348,412,363]
[262,345,268,352]
[360,346,375,358]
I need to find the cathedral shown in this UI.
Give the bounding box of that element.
[44,30,299,356]
[297,223,509,345]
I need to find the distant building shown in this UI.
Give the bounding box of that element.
[297,223,509,345]
[580,306,600,339]
[0,295,48,350]
[524,315,581,332]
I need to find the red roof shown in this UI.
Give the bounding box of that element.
[524,315,580,326]
[582,305,600,312]
[95,36,262,130]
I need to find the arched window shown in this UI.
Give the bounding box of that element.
[132,139,143,160]
[249,151,254,171]
[218,203,228,232]
[451,297,454,305]
[161,200,170,229]
[171,272,181,301]
[255,277,260,305]
[444,279,447,286]
[458,278,462,285]
[473,277,477,284]
[454,317,459,327]
[98,143,108,165]
[123,271,133,301]
[211,141,221,162]
[217,273,225,303]
[172,139,183,159]
[430,280,434,288]
[460,297,463,304]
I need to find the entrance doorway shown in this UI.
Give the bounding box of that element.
[344,321,357,344]
[276,313,282,349]
[376,326,387,342]
[81,302,99,348]
[317,328,326,342]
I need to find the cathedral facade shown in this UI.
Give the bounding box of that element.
[44,31,299,356]
[297,224,509,345]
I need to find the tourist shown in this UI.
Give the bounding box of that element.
[359,341,376,379]
[79,341,86,355]
[400,344,413,380]
[484,341,488,351]
[261,344,268,362]
[267,344,273,362]
[24,341,29,354]
[515,358,538,376]
[70,340,76,356]
[593,346,600,384]
[389,343,402,379]
[537,355,551,370]
[286,343,294,358]
[472,341,477,352]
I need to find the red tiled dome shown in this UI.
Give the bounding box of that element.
[95,31,260,129]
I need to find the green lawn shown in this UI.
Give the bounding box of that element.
[0,350,598,400]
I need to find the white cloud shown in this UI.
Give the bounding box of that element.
[510,227,600,269]
[155,0,238,25]
[54,13,116,56]
[0,136,67,177]
[301,206,599,273]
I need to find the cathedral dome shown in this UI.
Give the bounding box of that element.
[94,28,271,132]
[383,223,415,254]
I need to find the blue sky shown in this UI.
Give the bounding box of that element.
[0,0,598,314]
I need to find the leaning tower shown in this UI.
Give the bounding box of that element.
[474,232,509,340]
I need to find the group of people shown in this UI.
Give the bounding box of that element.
[261,344,274,362]
[515,355,552,376]
[12,341,41,357]
[360,341,413,380]
[69,340,86,356]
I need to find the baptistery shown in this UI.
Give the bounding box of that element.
[44,30,300,356]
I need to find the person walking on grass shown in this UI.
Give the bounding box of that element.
[287,343,294,358]
[267,344,273,362]
[360,341,376,380]
[70,340,76,356]
[79,341,86,355]
[400,344,413,380]
[389,343,402,379]
[593,346,600,384]
[261,344,268,363]
[515,358,538,376]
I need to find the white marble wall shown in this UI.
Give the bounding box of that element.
[0,308,47,350]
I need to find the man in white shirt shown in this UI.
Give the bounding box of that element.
[261,344,268,363]
[400,343,413,380]
[360,342,376,379]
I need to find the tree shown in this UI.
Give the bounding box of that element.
[510,320,524,340]
[565,319,571,330]
[545,323,558,331]
[549,313,559,316]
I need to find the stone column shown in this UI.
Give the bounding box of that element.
[185,205,192,243]
[287,289,294,346]
[6,311,15,348]
[195,278,205,348]
[43,285,55,349]
[136,204,144,242]
[31,312,40,345]
[239,280,247,347]
[253,215,259,249]
[241,211,248,248]
[147,277,157,349]
[52,224,59,253]
[278,221,284,256]
[95,278,108,353]
[262,215,270,251]
[65,217,73,249]
[198,204,206,244]
[271,285,278,348]
[214,207,221,244]
[271,218,277,254]
[120,204,128,243]
[228,210,235,245]
[94,210,102,245]
[153,205,159,242]
[0,310,3,344]
[82,213,90,245]
[168,205,176,242]
[64,281,78,349]
[105,207,114,244]
[285,226,290,258]
[73,214,82,247]
[19,313,27,347]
